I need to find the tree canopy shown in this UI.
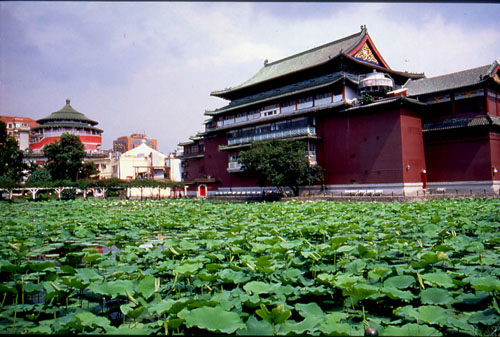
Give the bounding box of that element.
[44,133,86,181]
[0,121,26,182]
[238,139,323,196]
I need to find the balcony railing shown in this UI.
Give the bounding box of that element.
[227,161,243,172]
[228,126,316,146]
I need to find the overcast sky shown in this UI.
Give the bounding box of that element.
[1,2,499,154]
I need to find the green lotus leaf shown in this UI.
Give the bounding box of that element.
[173,262,202,276]
[166,318,185,331]
[454,291,490,306]
[381,286,414,302]
[319,321,360,336]
[413,305,449,326]
[138,275,156,299]
[219,269,250,284]
[382,323,442,336]
[333,274,362,289]
[168,298,195,315]
[344,283,379,300]
[244,281,277,295]
[344,259,367,274]
[148,299,175,316]
[75,268,102,283]
[420,288,453,305]
[323,312,348,323]
[421,272,454,288]
[447,317,477,335]
[295,302,324,318]
[88,279,134,298]
[383,275,415,289]
[468,309,500,325]
[278,316,322,335]
[110,322,152,335]
[61,276,87,290]
[469,276,500,292]
[28,261,56,272]
[180,306,245,334]
[75,312,111,329]
[237,315,273,336]
[120,303,146,319]
[82,253,102,264]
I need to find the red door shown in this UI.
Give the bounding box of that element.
[199,185,206,197]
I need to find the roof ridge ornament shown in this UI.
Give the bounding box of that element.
[66,98,70,105]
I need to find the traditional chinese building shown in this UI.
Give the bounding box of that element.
[178,26,500,197]
[30,99,103,154]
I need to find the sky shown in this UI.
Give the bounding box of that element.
[1,2,499,154]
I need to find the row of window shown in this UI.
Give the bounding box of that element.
[184,141,205,155]
[38,128,101,135]
[212,90,342,128]
[227,116,315,139]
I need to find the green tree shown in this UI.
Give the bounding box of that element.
[238,139,323,196]
[0,121,26,182]
[44,133,86,181]
[79,161,99,180]
[26,166,52,186]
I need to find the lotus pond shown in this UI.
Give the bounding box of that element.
[1,198,499,335]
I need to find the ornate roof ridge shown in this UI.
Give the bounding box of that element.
[265,28,365,68]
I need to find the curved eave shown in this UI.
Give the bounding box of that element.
[408,80,489,98]
[423,116,500,133]
[37,115,99,126]
[343,96,427,113]
[206,76,356,117]
[178,154,204,160]
[32,123,103,133]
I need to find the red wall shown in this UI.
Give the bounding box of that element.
[486,90,500,117]
[316,105,405,185]
[31,135,102,151]
[424,129,493,182]
[491,132,500,182]
[183,157,204,181]
[400,108,427,183]
[203,134,229,190]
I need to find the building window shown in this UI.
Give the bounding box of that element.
[315,92,332,106]
[297,96,314,110]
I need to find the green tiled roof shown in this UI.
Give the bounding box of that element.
[423,115,500,132]
[36,99,99,126]
[405,61,499,96]
[211,28,367,97]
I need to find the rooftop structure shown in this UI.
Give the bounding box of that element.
[30,99,103,154]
